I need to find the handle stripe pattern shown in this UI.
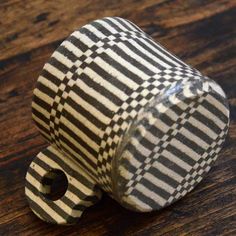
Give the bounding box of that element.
[26,17,229,223]
[26,146,101,224]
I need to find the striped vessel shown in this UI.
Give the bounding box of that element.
[25,17,230,224]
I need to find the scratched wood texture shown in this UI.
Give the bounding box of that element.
[0,0,236,235]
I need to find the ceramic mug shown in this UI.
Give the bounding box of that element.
[25,17,229,224]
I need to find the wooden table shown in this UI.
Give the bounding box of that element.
[0,1,235,235]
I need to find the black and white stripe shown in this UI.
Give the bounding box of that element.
[25,145,101,224]
[26,17,229,224]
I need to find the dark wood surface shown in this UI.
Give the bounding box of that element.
[0,0,235,235]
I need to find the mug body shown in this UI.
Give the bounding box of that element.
[27,17,229,223]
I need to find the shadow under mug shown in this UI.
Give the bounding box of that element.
[25,17,230,224]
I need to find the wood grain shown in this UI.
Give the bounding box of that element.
[0,0,235,235]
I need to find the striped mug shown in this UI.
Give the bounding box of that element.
[25,17,229,224]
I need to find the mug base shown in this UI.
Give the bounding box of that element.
[114,79,229,212]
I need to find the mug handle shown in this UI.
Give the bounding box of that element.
[25,145,102,224]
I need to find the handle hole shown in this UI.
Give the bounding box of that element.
[41,169,68,201]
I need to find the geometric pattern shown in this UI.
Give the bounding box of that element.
[26,17,230,224]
